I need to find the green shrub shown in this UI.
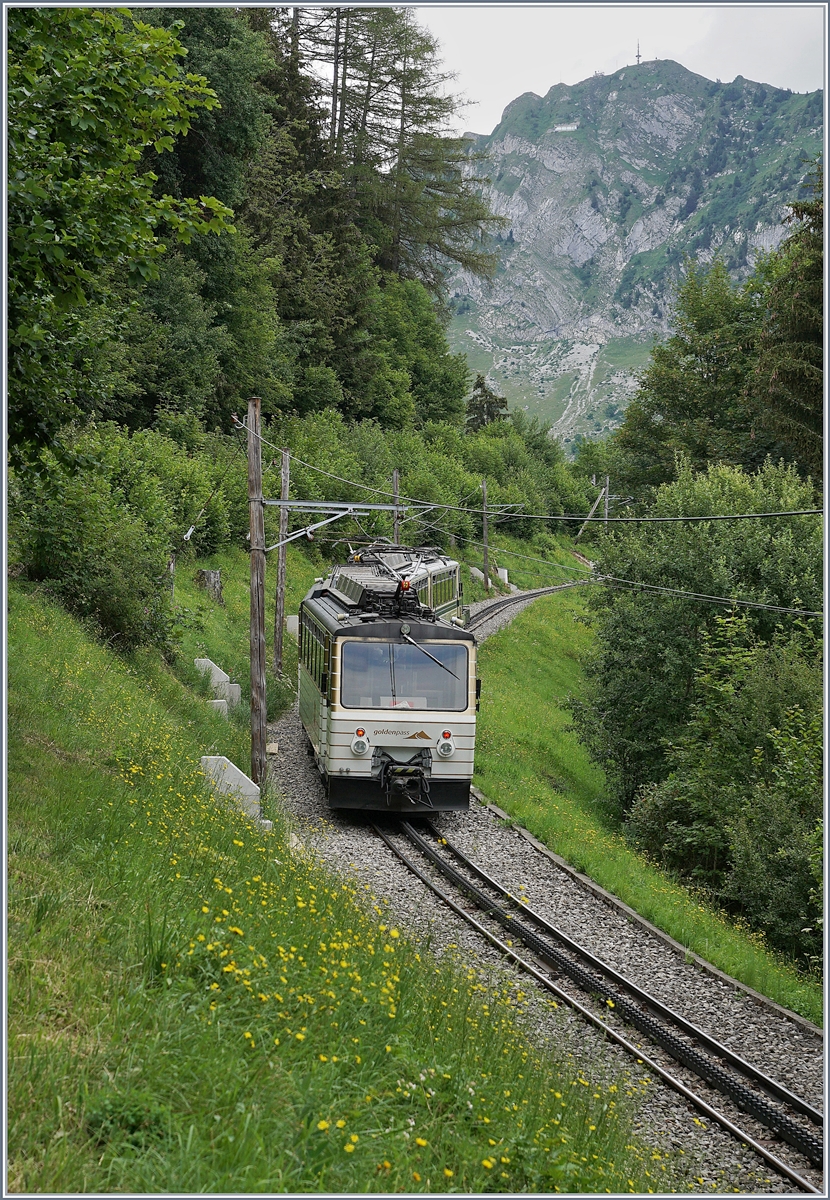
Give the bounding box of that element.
[625,618,822,964]
[26,468,174,653]
[725,707,823,964]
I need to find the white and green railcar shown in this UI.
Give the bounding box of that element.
[298,546,479,813]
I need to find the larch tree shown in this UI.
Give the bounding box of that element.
[465,374,509,432]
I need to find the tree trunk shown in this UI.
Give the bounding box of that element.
[330,8,341,146]
[195,568,224,605]
[336,8,350,154]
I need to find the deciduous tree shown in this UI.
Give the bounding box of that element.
[7,7,233,465]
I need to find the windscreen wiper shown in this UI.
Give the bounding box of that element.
[400,633,460,680]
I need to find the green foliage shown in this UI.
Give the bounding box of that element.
[466,374,509,433]
[115,252,228,426]
[611,163,823,499]
[262,409,592,551]
[375,279,470,425]
[142,7,273,208]
[9,6,501,445]
[475,591,821,1022]
[273,6,503,290]
[7,7,234,465]
[9,410,594,660]
[612,261,788,497]
[726,706,822,963]
[20,464,174,654]
[572,460,822,816]
[12,422,236,653]
[750,165,823,475]
[626,616,821,952]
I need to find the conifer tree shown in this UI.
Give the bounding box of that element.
[750,163,823,479]
[465,374,509,432]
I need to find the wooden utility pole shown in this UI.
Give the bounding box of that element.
[273,448,290,676]
[604,475,610,528]
[575,483,605,540]
[247,397,267,788]
[392,468,400,544]
[482,477,490,594]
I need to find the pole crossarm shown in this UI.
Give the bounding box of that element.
[262,500,403,512]
[263,502,402,553]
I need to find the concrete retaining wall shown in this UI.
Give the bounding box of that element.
[201,755,272,831]
[196,657,241,714]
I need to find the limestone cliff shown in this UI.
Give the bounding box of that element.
[448,60,822,449]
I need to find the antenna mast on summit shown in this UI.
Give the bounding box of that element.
[636,41,641,65]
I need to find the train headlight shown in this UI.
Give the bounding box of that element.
[351,728,370,756]
[436,732,455,758]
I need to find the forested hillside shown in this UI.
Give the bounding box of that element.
[7,6,823,974]
[570,169,823,967]
[8,5,502,466]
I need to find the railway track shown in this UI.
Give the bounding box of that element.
[465,580,588,633]
[371,819,823,1195]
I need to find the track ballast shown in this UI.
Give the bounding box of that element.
[372,819,823,1194]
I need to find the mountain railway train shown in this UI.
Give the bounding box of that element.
[298,546,479,813]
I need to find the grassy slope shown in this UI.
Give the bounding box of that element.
[8,583,666,1194]
[473,590,822,1027]
[169,545,320,727]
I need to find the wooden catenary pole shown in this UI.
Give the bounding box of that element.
[392,468,400,544]
[273,448,290,676]
[247,397,267,787]
[575,483,605,540]
[482,477,490,594]
[604,475,610,528]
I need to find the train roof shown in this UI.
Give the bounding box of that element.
[300,545,473,641]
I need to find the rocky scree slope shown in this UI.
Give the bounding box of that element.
[448,59,822,447]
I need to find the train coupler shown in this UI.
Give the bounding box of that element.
[372,748,434,808]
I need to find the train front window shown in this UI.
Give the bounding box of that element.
[340,641,468,711]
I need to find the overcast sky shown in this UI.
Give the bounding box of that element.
[414,5,826,135]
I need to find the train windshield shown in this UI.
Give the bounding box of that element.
[340,641,468,711]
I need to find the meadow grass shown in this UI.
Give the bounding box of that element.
[169,545,321,725]
[8,583,670,1193]
[474,590,823,1028]
[458,529,589,595]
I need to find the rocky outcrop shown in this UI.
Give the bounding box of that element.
[449,60,822,448]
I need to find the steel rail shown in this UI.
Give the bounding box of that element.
[371,823,820,1195]
[466,581,587,632]
[425,821,823,1128]
[400,820,822,1167]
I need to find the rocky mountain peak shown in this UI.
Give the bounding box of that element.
[449,61,822,449]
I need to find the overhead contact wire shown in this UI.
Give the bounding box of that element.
[234,420,819,525]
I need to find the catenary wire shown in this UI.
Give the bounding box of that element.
[408,532,820,616]
[286,441,821,521]
[597,574,822,617]
[236,418,822,524]
[234,421,821,615]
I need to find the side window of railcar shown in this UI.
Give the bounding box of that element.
[433,571,453,607]
[301,613,326,690]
